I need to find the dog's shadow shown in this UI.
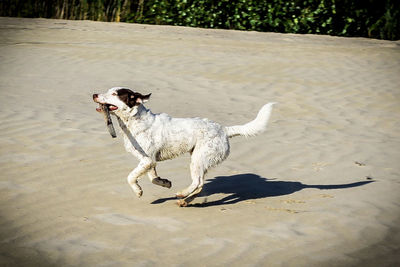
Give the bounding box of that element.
[151,173,374,207]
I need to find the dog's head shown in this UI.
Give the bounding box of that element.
[93,87,151,116]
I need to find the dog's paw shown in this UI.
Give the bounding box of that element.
[176,199,188,207]
[163,179,172,188]
[152,177,172,189]
[130,183,143,198]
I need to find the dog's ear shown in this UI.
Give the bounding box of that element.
[132,93,151,104]
[117,88,151,107]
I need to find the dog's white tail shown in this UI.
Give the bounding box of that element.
[225,102,276,138]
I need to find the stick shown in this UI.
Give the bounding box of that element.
[101,104,117,138]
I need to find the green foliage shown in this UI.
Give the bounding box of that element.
[0,0,399,40]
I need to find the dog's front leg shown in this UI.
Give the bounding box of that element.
[127,157,154,197]
[147,166,172,188]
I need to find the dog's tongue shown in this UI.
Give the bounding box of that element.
[96,104,117,112]
[96,105,118,112]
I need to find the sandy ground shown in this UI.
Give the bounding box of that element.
[0,17,399,266]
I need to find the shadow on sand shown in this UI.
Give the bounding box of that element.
[151,173,374,207]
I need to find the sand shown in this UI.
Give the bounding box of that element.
[0,17,399,266]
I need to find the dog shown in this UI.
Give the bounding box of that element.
[93,87,275,206]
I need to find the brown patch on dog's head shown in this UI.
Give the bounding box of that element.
[117,88,151,108]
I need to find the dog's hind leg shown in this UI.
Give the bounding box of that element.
[176,138,229,206]
[176,158,206,206]
[147,166,172,189]
[176,162,205,198]
[177,186,203,207]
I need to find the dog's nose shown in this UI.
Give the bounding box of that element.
[93,94,98,100]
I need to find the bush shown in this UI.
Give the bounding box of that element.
[1,0,399,40]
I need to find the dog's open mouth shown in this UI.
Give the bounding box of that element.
[96,104,118,112]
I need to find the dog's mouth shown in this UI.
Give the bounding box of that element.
[96,104,118,112]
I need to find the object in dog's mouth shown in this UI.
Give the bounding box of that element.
[96,104,117,112]
[99,104,117,138]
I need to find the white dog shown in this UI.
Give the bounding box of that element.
[93,87,275,206]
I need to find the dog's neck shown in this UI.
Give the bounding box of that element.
[115,104,155,136]
[115,104,147,121]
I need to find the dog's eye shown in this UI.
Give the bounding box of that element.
[112,92,117,96]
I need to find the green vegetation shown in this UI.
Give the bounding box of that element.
[1,0,399,40]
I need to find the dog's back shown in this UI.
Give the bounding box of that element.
[134,112,229,163]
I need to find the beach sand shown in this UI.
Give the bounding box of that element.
[0,17,399,266]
